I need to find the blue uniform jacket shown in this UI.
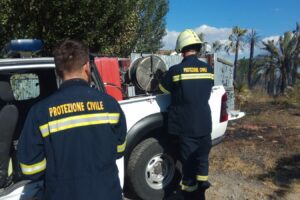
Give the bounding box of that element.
[159,55,214,137]
[17,79,127,200]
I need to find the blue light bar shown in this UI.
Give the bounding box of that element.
[9,39,43,52]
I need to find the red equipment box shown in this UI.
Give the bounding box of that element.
[94,57,123,101]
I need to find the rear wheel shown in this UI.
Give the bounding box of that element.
[126,137,181,200]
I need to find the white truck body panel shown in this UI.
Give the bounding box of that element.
[119,95,169,130]
[0,182,41,200]
[120,85,227,141]
[0,189,21,200]
[209,86,228,139]
[228,110,246,121]
[0,188,24,200]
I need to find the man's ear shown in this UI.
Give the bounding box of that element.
[82,61,91,83]
[83,61,90,74]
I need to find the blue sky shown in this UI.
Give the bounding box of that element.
[162,0,300,57]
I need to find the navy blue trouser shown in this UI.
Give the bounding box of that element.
[179,134,212,191]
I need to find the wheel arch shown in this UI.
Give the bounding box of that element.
[125,112,167,160]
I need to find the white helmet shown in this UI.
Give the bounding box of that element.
[175,29,203,53]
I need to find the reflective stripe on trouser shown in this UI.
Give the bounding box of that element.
[197,175,208,181]
[180,180,198,192]
[179,134,212,189]
[39,113,120,137]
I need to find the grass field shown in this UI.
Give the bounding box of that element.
[207,88,300,200]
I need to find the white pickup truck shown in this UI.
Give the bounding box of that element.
[0,55,243,200]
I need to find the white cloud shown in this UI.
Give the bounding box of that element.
[262,35,280,43]
[161,25,282,62]
[194,24,232,42]
[162,30,179,50]
[161,24,232,50]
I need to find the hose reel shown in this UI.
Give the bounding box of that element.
[128,55,167,93]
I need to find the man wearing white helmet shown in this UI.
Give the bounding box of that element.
[159,29,214,200]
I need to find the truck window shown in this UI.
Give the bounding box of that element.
[10,73,40,101]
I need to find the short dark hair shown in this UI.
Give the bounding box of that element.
[53,40,89,78]
[181,43,202,53]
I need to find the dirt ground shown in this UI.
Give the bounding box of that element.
[124,90,300,200]
[207,95,300,200]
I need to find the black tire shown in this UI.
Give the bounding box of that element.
[126,137,181,200]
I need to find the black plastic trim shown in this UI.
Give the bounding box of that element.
[125,113,166,158]
[212,134,226,146]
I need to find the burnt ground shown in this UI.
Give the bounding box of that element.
[124,91,300,200]
[207,97,300,200]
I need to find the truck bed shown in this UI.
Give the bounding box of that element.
[119,85,228,142]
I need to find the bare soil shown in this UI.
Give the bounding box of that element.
[125,91,300,200]
[207,98,300,200]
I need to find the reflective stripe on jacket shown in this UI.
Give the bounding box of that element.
[18,79,126,200]
[159,55,214,137]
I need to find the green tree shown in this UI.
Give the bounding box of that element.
[262,30,300,94]
[291,22,300,86]
[197,32,207,56]
[236,57,248,84]
[225,26,248,82]
[0,0,168,56]
[134,0,169,53]
[198,32,205,42]
[212,40,223,53]
[0,0,139,56]
[246,29,260,89]
[0,0,9,46]
[252,54,280,96]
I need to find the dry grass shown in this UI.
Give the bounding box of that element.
[208,88,300,199]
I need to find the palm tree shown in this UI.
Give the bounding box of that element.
[198,32,205,42]
[197,32,206,56]
[262,31,300,94]
[252,54,280,96]
[212,40,223,53]
[246,29,260,89]
[291,22,300,86]
[225,26,248,82]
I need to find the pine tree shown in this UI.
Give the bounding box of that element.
[134,0,169,53]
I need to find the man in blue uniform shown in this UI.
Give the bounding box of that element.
[159,29,214,200]
[17,40,126,200]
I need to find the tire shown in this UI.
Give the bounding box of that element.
[126,137,181,200]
